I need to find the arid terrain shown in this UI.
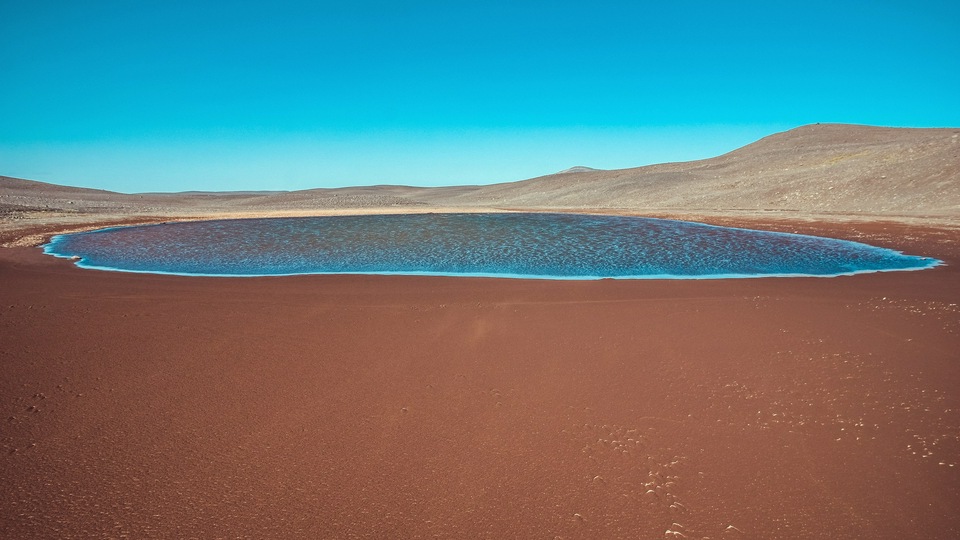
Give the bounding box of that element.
[1,124,958,538]
[3,124,959,245]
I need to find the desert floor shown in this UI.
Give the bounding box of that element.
[1,218,958,539]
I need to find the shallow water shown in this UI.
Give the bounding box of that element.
[43,213,940,279]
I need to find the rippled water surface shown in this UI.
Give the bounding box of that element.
[44,213,939,279]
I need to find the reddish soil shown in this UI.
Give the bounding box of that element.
[1,220,958,539]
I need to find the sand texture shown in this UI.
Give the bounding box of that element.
[1,124,959,538]
[1,220,959,539]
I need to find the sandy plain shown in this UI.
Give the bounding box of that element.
[1,124,959,538]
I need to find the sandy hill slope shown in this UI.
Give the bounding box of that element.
[419,124,960,217]
[2,124,959,231]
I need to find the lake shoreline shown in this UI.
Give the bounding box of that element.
[41,213,942,280]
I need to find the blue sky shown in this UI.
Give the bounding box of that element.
[2,1,958,192]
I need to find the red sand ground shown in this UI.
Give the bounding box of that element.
[1,220,958,539]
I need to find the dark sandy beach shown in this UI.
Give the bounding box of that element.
[1,218,958,539]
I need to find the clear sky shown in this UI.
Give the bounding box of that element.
[2,1,958,193]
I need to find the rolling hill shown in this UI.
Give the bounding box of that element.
[3,124,958,236]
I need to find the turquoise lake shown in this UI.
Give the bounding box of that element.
[43,213,940,279]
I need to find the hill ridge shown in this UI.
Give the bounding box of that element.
[2,124,958,226]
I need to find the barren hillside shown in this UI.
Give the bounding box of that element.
[2,124,958,237]
[417,124,960,217]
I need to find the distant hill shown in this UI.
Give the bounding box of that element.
[556,166,601,174]
[3,124,959,223]
[416,124,960,217]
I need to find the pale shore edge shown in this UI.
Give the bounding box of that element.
[4,206,959,249]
